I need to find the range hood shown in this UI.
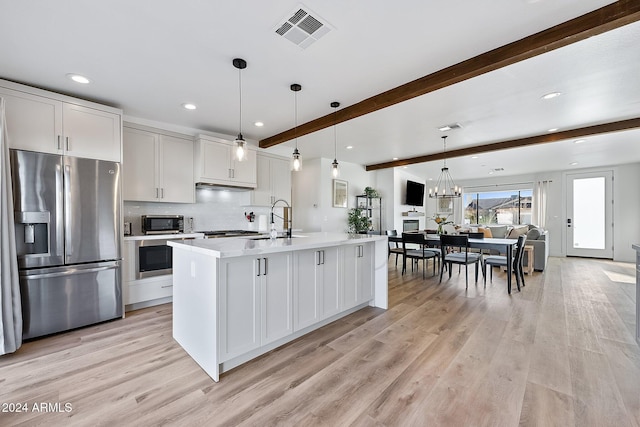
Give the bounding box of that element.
[195,182,253,191]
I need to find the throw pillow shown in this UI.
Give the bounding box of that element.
[478,227,493,238]
[488,225,509,238]
[507,225,529,239]
[527,227,541,240]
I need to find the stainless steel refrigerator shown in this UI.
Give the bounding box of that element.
[10,149,122,339]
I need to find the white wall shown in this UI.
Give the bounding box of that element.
[292,157,374,233]
[373,168,395,231]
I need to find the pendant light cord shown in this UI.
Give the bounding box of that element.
[442,135,447,168]
[333,106,337,158]
[294,90,298,150]
[238,67,243,135]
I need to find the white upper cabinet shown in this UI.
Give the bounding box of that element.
[62,103,121,161]
[250,153,291,206]
[195,135,257,188]
[0,81,122,162]
[123,125,195,203]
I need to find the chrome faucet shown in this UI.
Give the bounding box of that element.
[270,199,292,238]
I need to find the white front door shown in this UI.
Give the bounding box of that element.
[566,171,613,258]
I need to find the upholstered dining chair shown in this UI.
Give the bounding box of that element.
[386,230,403,267]
[483,234,527,292]
[401,232,440,278]
[439,234,483,288]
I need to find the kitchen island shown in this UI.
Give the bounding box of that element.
[168,232,388,381]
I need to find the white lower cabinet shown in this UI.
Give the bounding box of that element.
[219,252,292,362]
[171,236,385,382]
[342,243,374,309]
[294,247,340,331]
[126,276,173,305]
[261,253,293,345]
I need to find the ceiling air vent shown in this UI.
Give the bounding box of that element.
[274,5,332,49]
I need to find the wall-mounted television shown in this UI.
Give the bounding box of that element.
[405,180,425,206]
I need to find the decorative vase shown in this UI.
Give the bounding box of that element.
[437,224,443,234]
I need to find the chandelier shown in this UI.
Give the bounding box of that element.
[428,135,461,199]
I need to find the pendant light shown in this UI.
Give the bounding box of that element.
[232,58,247,162]
[428,135,461,198]
[330,101,340,178]
[291,83,302,171]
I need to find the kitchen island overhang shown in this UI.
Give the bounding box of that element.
[168,232,388,382]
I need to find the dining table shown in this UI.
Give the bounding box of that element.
[389,232,520,293]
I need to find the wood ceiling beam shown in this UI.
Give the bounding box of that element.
[259,0,640,149]
[365,117,640,171]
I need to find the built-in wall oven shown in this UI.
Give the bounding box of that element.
[135,239,174,279]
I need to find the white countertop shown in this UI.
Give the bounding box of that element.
[124,233,205,241]
[167,232,387,258]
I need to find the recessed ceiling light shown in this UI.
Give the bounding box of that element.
[574,139,585,144]
[346,146,353,150]
[548,128,558,132]
[392,157,398,160]
[488,171,494,175]
[541,92,562,100]
[66,73,90,84]
[403,166,408,169]
[182,103,197,110]
[570,162,579,166]
[254,121,264,127]
[471,155,478,159]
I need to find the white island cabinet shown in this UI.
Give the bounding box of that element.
[169,232,388,382]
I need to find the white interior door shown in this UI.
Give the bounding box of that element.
[566,171,613,258]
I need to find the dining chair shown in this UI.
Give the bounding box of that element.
[401,232,440,278]
[386,230,403,267]
[439,234,483,288]
[483,234,527,292]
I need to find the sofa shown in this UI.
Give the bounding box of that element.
[484,224,548,271]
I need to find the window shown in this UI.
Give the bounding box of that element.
[463,189,533,225]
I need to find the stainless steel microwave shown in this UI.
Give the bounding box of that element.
[141,215,184,235]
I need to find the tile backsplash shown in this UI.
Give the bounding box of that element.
[123,189,277,235]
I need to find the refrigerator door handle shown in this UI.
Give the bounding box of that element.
[21,265,116,280]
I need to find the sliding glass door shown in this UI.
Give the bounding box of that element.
[566,171,613,258]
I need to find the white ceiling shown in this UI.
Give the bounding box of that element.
[1,0,638,182]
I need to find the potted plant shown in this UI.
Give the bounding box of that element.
[363,186,379,198]
[347,207,371,234]
[432,213,454,234]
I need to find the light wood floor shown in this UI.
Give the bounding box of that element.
[1,257,639,426]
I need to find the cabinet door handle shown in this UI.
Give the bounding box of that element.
[263,258,268,276]
[65,136,70,151]
[321,250,325,265]
[256,258,261,276]
[160,188,164,199]
[155,188,159,198]
[316,251,321,266]
[57,135,62,150]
